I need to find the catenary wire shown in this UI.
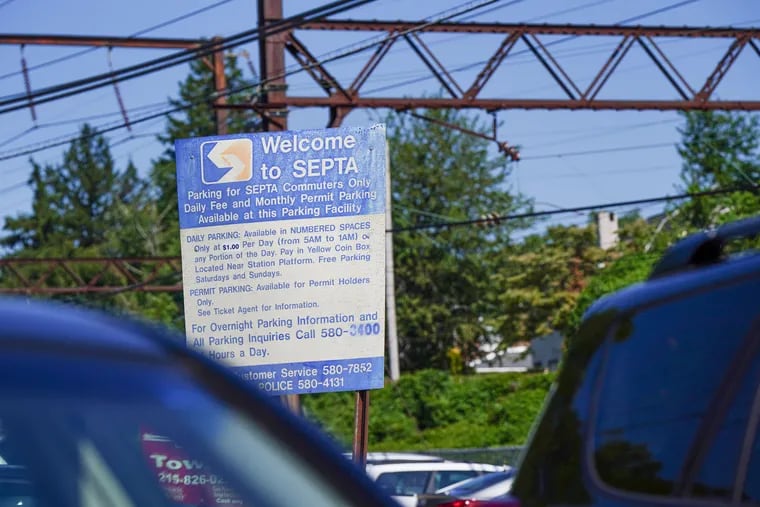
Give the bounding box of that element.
[519,119,680,149]
[0,0,238,82]
[0,0,720,152]
[0,31,678,152]
[520,142,675,160]
[0,0,504,162]
[521,163,675,180]
[0,101,171,147]
[0,0,699,111]
[0,180,28,195]
[0,0,378,109]
[0,0,382,155]
[0,0,505,147]
[391,185,757,233]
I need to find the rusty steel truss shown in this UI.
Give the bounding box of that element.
[0,257,182,294]
[1,11,759,293]
[242,20,760,130]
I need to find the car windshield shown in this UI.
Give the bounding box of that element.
[0,349,352,507]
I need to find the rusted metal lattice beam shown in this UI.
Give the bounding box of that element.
[0,257,183,294]
[228,21,760,118]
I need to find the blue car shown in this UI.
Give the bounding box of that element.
[510,215,760,506]
[0,297,396,507]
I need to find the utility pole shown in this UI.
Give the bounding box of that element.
[258,0,300,415]
[385,142,400,381]
[257,0,288,132]
[212,36,228,136]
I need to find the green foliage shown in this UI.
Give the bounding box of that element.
[488,387,548,444]
[561,252,659,342]
[301,370,554,450]
[555,112,760,346]
[490,223,609,347]
[0,124,184,323]
[673,110,760,230]
[386,110,532,371]
[2,124,145,256]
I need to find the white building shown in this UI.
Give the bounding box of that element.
[469,332,564,373]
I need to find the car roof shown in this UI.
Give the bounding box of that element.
[586,247,760,319]
[346,452,446,464]
[436,470,515,494]
[0,299,399,507]
[0,296,171,356]
[365,461,507,475]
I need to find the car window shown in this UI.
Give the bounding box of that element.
[692,354,760,501]
[741,417,760,503]
[432,470,479,492]
[375,471,430,496]
[592,273,760,500]
[444,471,513,496]
[0,350,354,507]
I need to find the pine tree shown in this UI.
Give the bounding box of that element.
[2,124,145,257]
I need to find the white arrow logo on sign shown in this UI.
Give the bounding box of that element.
[205,139,252,183]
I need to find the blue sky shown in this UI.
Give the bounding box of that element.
[0,0,758,232]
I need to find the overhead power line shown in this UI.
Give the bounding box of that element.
[521,142,675,161]
[0,0,504,163]
[392,185,757,233]
[0,0,237,82]
[0,0,377,112]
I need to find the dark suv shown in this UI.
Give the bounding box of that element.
[510,215,760,506]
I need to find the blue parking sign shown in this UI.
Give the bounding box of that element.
[176,125,387,395]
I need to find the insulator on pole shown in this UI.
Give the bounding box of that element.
[108,47,132,132]
[20,45,37,123]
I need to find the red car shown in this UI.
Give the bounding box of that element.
[436,494,521,507]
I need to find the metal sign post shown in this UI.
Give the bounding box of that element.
[352,390,370,467]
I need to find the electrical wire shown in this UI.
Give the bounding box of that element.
[0,0,702,112]
[617,0,700,24]
[0,0,17,10]
[532,119,680,148]
[520,142,675,161]
[455,0,526,21]
[0,127,36,149]
[391,185,757,233]
[0,0,377,110]
[0,179,27,195]
[0,0,507,149]
[0,0,725,153]
[523,0,618,22]
[521,163,675,180]
[0,0,504,163]
[0,0,238,82]
[0,101,169,148]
